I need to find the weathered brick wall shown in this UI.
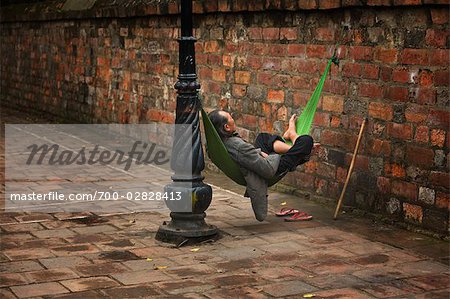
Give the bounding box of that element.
[1,1,449,233]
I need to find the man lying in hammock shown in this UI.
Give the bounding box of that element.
[208,109,315,221]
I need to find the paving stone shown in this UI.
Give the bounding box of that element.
[307,235,350,246]
[18,238,68,249]
[298,247,355,260]
[255,266,308,281]
[297,258,360,275]
[60,276,119,292]
[1,233,35,243]
[205,286,269,299]
[87,250,142,263]
[219,225,256,236]
[39,256,92,269]
[50,290,105,299]
[309,288,373,299]
[95,238,146,251]
[14,214,55,223]
[111,269,172,285]
[0,215,17,224]
[341,242,396,255]
[64,233,113,244]
[407,274,450,291]
[101,285,162,297]
[213,258,261,272]
[130,246,181,258]
[414,289,450,299]
[24,268,79,283]
[3,248,55,260]
[220,236,270,248]
[52,212,93,221]
[75,262,128,276]
[260,253,304,268]
[0,288,17,299]
[395,260,449,276]
[360,282,419,298]
[71,224,117,234]
[11,282,69,298]
[351,253,392,267]
[166,264,216,278]
[155,279,216,295]
[1,223,44,233]
[0,273,28,287]
[32,228,76,239]
[40,220,83,229]
[0,260,44,273]
[215,246,265,260]
[258,230,309,243]
[305,274,368,289]
[352,267,410,283]
[385,249,425,263]
[168,252,225,266]
[121,257,178,271]
[210,274,262,287]
[259,241,310,254]
[241,223,287,234]
[261,280,317,297]
[295,227,345,238]
[50,244,99,257]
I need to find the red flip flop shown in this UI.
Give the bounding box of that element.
[276,208,299,216]
[284,211,313,221]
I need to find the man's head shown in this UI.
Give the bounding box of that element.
[208,109,236,138]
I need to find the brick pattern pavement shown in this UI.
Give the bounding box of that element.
[1,184,449,298]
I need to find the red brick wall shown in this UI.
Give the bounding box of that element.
[1,1,449,233]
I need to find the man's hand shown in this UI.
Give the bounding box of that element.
[260,152,269,158]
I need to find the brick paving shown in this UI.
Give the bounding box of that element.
[1,107,449,298]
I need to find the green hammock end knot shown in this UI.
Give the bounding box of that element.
[332,56,340,66]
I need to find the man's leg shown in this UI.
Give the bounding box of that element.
[276,135,313,175]
[255,133,285,154]
[273,140,291,154]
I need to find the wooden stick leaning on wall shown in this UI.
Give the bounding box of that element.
[333,118,367,220]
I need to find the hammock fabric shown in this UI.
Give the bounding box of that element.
[201,56,337,187]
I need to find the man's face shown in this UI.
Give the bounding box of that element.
[221,111,236,133]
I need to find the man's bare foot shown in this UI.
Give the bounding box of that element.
[288,114,299,142]
[283,114,297,140]
[288,114,297,131]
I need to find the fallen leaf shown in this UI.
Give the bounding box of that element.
[155,266,168,270]
[281,202,287,206]
[190,248,200,252]
[146,258,153,262]
[303,294,316,298]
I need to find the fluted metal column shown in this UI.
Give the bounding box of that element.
[156,0,217,241]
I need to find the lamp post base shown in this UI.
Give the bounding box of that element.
[156,212,218,243]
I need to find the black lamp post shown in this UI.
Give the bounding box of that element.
[156,0,217,241]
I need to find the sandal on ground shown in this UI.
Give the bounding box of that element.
[275,208,299,216]
[284,211,313,221]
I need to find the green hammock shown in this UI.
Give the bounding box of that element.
[201,56,337,187]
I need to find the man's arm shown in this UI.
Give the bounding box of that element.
[237,141,278,180]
